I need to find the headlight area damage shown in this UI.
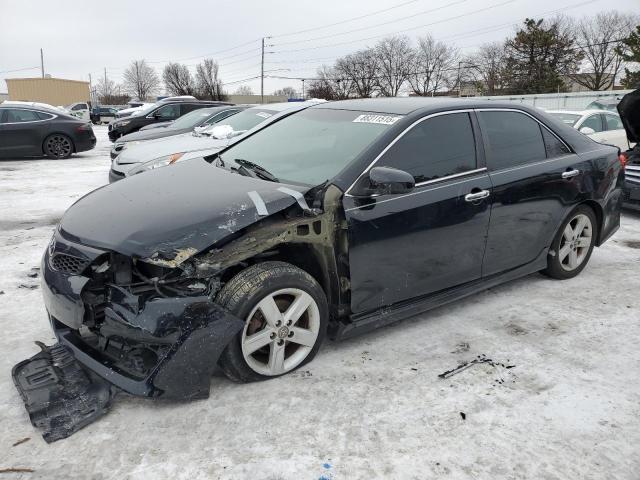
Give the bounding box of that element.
[12,181,349,442]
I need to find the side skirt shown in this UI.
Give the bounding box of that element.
[333,251,548,341]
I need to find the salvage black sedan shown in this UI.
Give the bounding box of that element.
[16,98,624,441]
[0,104,95,158]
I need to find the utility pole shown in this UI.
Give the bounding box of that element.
[457,61,462,98]
[89,73,93,106]
[261,38,265,103]
[40,48,44,78]
[302,79,305,99]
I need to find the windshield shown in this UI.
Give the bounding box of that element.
[202,108,277,135]
[133,103,158,117]
[218,108,399,186]
[549,112,581,127]
[170,109,216,129]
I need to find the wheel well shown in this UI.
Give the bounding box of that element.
[579,200,604,244]
[42,133,76,154]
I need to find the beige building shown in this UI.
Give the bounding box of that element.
[6,77,90,106]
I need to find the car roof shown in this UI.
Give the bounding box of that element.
[246,100,325,112]
[0,102,63,114]
[311,97,551,115]
[547,109,620,116]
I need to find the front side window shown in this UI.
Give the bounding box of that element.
[377,113,477,183]
[153,104,180,119]
[5,109,41,123]
[580,114,603,133]
[478,111,546,170]
[71,103,87,111]
[218,108,396,186]
[603,114,624,131]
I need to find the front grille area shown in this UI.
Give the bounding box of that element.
[51,253,89,275]
[626,165,640,185]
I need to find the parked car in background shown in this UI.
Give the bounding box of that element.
[90,106,118,125]
[110,105,249,159]
[30,98,623,420]
[108,97,232,141]
[65,102,90,121]
[617,89,640,211]
[585,97,621,112]
[0,103,95,158]
[109,101,321,181]
[547,110,629,150]
[115,102,154,119]
[139,121,173,131]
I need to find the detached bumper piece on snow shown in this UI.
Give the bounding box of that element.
[12,342,116,443]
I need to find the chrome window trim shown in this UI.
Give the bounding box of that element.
[1,108,57,125]
[345,109,475,196]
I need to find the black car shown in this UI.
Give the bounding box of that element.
[90,106,118,125]
[617,89,640,210]
[14,98,623,441]
[0,104,96,159]
[107,98,233,141]
[110,105,248,159]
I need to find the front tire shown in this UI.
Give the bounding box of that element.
[216,261,328,383]
[43,134,73,159]
[543,205,598,280]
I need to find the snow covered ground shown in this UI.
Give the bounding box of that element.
[1,125,640,479]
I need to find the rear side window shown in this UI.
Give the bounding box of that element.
[603,114,624,131]
[540,127,571,158]
[478,111,546,170]
[154,104,180,119]
[5,109,42,122]
[71,104,86,111]
[378,112,477,183]
[580,114,603,132]
[36,111,54,120]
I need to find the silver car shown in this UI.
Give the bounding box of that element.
[109,101,323,183]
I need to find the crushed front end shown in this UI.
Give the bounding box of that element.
[13,228,244,441]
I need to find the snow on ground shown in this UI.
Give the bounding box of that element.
[1,125,640,479]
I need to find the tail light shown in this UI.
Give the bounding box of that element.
[619,152,628,169]
[76,123,93,132]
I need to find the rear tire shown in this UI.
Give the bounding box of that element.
[43,134,73,159]
[543,205,598,280]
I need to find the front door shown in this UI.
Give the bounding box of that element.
[344,111,492,314]
[0,108,45,156]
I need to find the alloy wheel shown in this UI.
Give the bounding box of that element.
[241,288,320,376]
[45,135,72,158]
[558,213,593,271]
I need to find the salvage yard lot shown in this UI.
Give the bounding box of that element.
[1,126,639,479]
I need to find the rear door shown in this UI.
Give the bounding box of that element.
[601,112,630,150]
[478,109,587,276]
[344,111,492,314]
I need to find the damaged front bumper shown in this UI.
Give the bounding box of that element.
[36,231,244,400]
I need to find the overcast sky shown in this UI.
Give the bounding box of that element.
[1,0,638,96]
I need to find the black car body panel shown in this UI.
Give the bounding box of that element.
[24,98,622,437]
[0,105,96,158]
[107,100,233,141]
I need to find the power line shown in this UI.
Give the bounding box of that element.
[272,0,517,54]
[147,38,261,64]
[274,0,470,47]
[0,66,40,74]
[271,0,422,38]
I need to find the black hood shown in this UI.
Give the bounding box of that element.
[119,126,191,143]
[617,89,640,143]
[59,159,306,262]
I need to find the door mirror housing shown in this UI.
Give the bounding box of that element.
[368,166,415,195]
[579,126,596,135]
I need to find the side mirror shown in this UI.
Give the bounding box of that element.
[579,126,596,135]
[368,166,415,195]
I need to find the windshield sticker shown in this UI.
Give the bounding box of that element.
[255,112,272,119]
[353,114,401,125]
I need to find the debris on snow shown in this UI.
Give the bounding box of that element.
[438,354,516,379]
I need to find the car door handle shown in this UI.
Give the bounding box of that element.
[464,190,490,202]
[562,169,580,179]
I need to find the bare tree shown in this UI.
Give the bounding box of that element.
[408,35,459,96]
[307,65,353,100]
[95,76,116,101]
[123,60,159,101]
[273,86,298,98]
[373,36,414,97]
[467,42,508,95]
[234,85,254,95]
[163,63,196,96]
[570,11,638,90]
[335,48,379,98]
[196,59,225,100]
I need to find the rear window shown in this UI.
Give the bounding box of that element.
[478,111,546,170]
[549,112,581,127]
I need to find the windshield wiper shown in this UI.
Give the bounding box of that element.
[232,159,279,183]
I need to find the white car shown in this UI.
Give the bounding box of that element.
[65,101,91,121]
[548,110,629,150]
